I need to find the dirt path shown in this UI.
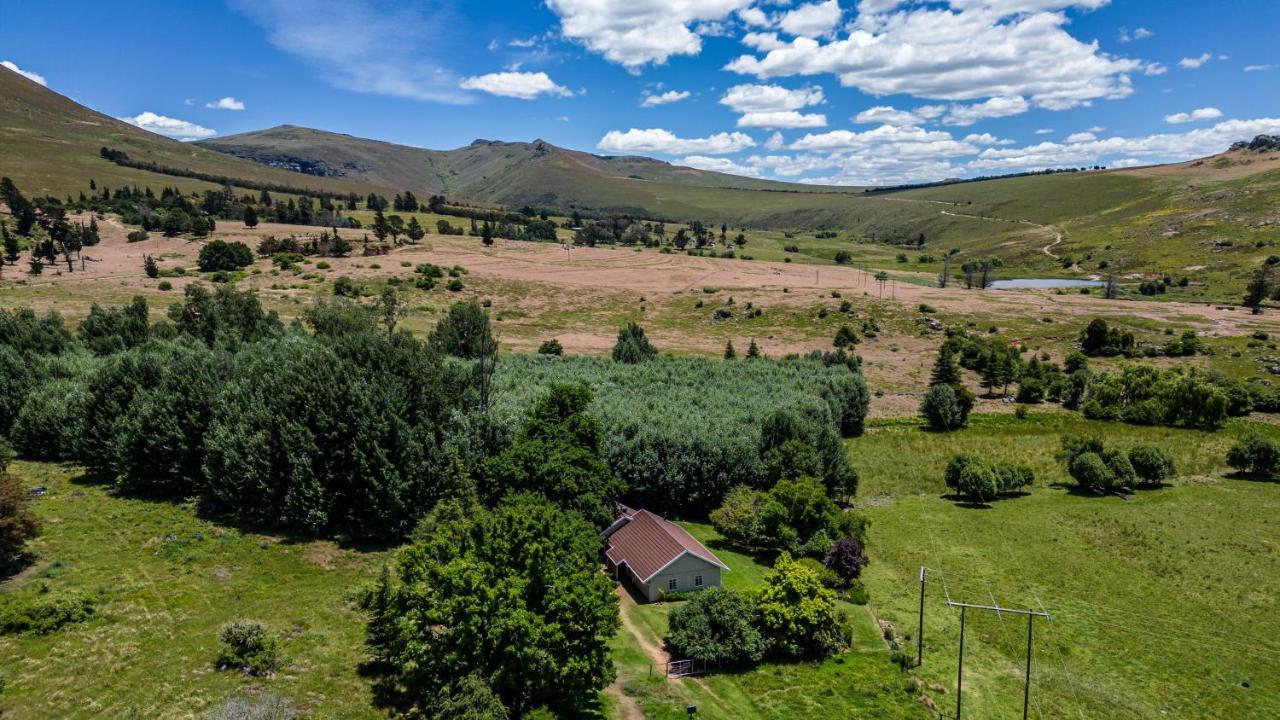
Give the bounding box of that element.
[616,587,669,668]
[938,209,1064,260]
[606,676,645,720]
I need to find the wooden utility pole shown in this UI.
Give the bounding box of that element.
[916,567,926,667]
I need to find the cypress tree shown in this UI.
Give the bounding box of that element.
[724,339,736,360]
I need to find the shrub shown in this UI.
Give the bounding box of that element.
[198,240,254,272]
[158,280,173,291]
[0,591,97,635]
[332,276,363,297]
[944,454,1032,502]
[446,278,465,292]
[126,229,149,243]
[1226,433,1280,478]
[1128,446,1176,486]
[756,553,847,660]
[429,301,494,360]
[1016,377,1045,404]
[611,322,658,363]
[216,620,280,675]
[666,587,766,666]
[833,325,858,348]
[536,339,563,356]
[1069,452,1114,492]
[824,537,868,582]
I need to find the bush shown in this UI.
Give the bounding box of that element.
[944,454,1032,502]
[332,276,363,297]
[1015,377,1045,404]
[537,338,563,355]
[446,278,465,292]
[612,322,658,363]
[756,553,847,660]
[1226,433,1280,478]
[1128,446,1176,486]
[126,229,149,243]
[198,240,254,273]
[0,591,98,635]
[666,587,766,666]
[216,620,280,675]
[824,537,868,582]
[1068,452,1115,492]
[158,280,173,291]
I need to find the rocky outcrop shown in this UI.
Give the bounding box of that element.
[1230,135,1280,153]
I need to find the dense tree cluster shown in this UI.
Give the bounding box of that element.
[1057,436,1176,493]
[1080,364,1234,430]
[363,495,619,718]
[666,553,847,668]
[710,476,866,557]
[943,454,1033,503]
[1226,433,1280,478]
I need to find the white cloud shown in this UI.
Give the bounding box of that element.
[1065,132,1096,143]
[1035,128,1054,135]
[546,0,752,69]
[1087,126,1106,132]
[1143,62,1168,76]
[120,112,217,141]
[1,60,46,86]
[679,155,762,176]
[1245,65,1272,72]
[205,96,246,111]
[1164,107,1223,124]
[742,31,787,51]
[765,131,786,150]
[778,0,843,38]
[738,7,771,27]
[854,105,926,126]
[598,128,756,155]
[963,132,1015,146]
[737,111,828,128]
[232,0,471,104]
[459,71,572,99]
[721,83,827,128]
[968,117,1280,172]
[1117,26,1153,43]
[727,1,1141,111]
[642,90,691,106]
[790,124,977,157]
[1179,53,1212,69]
[941,96,1030,126]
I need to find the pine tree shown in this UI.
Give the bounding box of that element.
[2,221,18,263]
[407,216,425,243]
[372,208,389,243]
[930,345,963,386]
[481,222,493,247]
[143,254,159,278]
[243,204,259,229]
[724,339,736,360]
[746,338,761,359]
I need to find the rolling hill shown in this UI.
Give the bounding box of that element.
[0,65,376,199]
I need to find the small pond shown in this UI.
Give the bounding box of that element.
[988,278,1105,290]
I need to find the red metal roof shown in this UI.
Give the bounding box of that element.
[604,510,728,582]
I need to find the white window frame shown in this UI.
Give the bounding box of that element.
[694,575,704,587]
[668,578,678,591]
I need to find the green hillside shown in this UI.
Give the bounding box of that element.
[0,65,375,199]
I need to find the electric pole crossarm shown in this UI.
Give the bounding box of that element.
[944,600,1049,618]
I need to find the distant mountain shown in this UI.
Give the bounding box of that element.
[0,65,371,198]
[197,125,833,215]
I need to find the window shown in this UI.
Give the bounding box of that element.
[668,578,678,591]
[694,575,704,588]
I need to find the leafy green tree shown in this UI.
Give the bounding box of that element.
[612,321,657,363]
[372,208,389,243]
[365,495,619,717]
[1226,433,1280,478]
[79,296,151,355]
[429,301,495,360]
[666,587,765,666]
[759,476,838,553]
[1128,446,1176,486]
[432,675,510,720]
[406,216,425,243]
[709,485,766,548]
[920,383,966,431]
[197,240,254,272]
[481,383,623,528]
[242,204,258,229]
[1,458,41,565]
[755,552,847,660]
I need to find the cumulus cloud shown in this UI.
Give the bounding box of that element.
[765,131,786,150]
[597,128,756,155]
[854,105,927,126]
[642,90,692,106]
[963,132,1015,146]
[720,83,827,128]
[1164,107,1223,124]
[1117,26,1153,43]
[790,124,977,157]
[546,0,752,69]
[232,0,471,104]
[738,7,770,27]
[679,155,762,176]
[1179,53,1212,69]
[941,96,1030,126]
[726,1,1141,111]
[205,96,245,111]
[1065,132,1096,143]
[1,60,46,86]
[460,72,572,99]
[120,112,217,141]
[778,0,843,38]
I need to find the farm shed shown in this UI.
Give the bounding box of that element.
[603,507,728,602]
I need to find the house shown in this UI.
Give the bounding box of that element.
[602,508,729,602]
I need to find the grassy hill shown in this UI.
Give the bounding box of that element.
[0,65,375,199]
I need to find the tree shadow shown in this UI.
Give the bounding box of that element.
[1224,470,1280,484]
[702,536,778,568]
[0,551,37,583]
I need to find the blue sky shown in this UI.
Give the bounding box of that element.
[3,0,1278,185]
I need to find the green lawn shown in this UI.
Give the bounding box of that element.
[0,462,386,719]
[610,521,928,720]
[850,412,1280,719]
